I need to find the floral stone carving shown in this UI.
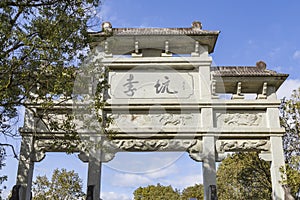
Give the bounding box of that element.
[216,140,270,152]
[216,112,263,127]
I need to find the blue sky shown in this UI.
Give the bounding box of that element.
[2,0,300,199]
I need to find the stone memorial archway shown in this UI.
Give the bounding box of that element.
[13,21,288,200]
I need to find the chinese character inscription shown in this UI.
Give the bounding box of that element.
[123,74,139,96]
[154,76,178,94]
[111,72,194,99]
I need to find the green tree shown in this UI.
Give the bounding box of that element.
[0,0,101,147]
[32,168,85,200]
[181,184,204,200]
[133,183,180,200]
[217,152,272,200]
[280,88,300,197]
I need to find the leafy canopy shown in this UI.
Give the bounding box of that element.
[133,183,204,200]
[133,183,181,200]
[181,184,204,200]
[32,168,85,200]
[280,88,300,197]
[217,152,272,200]
[0,0,100,138]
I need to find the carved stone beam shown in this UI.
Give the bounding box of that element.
[257,82,268,99]
[161,40,172,57]
[232,82,244,99]
[78,151,89,162]
[131,41,142,57]
[78,151,115,163]
[30,149,46,162]
[187,140,203,161]
[78,139,117,163]
[188,140,225,162]
[189,152,226,162]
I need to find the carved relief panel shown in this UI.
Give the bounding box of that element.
[108,111,201,132]
[214,110,266,128]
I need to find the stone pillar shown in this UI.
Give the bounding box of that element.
[198,56,212,100]
[270,136,285,200]
[266,88,286,199]
[202,136,217,200]
[15,135,35,200]
[86,137,102,200]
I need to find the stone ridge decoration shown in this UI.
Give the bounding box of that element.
[102,139,203,162]
[109,139,200,151]
[109,72,194,99]
[83,139,203,163]
[216,140,270,152]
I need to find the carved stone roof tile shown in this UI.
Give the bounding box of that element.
[211,66,288,77]
[97,27,220,36]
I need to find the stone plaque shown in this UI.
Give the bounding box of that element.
[109,72,194,99]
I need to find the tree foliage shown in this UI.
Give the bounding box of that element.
[133,183,180,200]
[32,168,85,200]
[280,88,300,197]
[281,89,300,169]
[217,152,272,200]
[0,0,100,138]
[181,184,204,200]
[133,183,204,200]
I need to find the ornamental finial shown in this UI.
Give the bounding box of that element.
[192,21,202,30]
[102,21,112,33]
[256,61,267,70]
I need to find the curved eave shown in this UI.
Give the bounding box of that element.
[88,30,220,54]
[212,74,289,93]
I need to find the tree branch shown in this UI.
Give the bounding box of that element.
[0,143,18,159]
[0,0,61,8]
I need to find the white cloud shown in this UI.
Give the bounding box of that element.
[101,192,131,200]
[146,163,179,179]
[111,173,152,187]
[277,79,300,99]
[105,152,184,174]
[292,50,300,60]
[108,161,181,188]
